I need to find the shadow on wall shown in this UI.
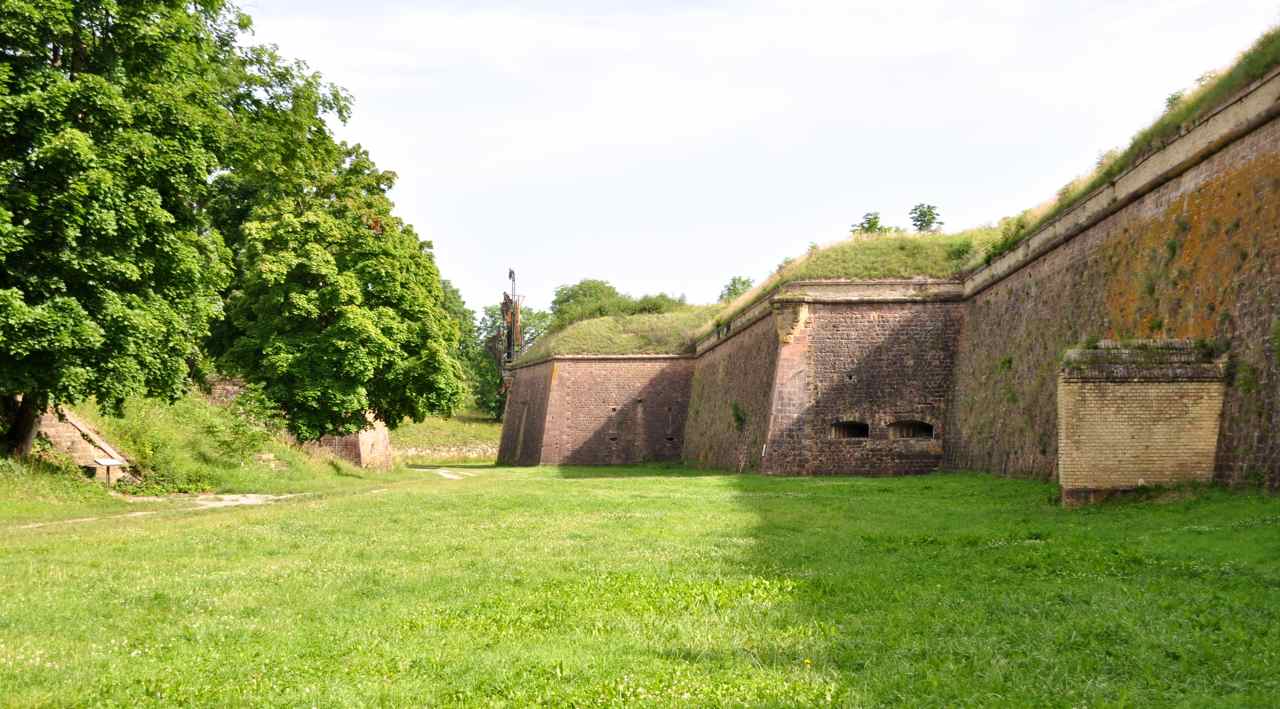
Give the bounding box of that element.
[558,372,689,465]
[764,303,962,476]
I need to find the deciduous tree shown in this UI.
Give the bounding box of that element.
[216,144,464,440]
[0,0,238,453]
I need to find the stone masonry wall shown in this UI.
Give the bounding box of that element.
[313,419,393,469]
[763,301,963,475]
[1058,382,1224,497]
[946,114,1280,484]
[497,360,555,466]
[499,357,694,466]
[683,315,780,472]
[540,358,693,465]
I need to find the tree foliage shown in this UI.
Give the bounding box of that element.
[215,144,464,441]
[854,212,884,233]
[909,203,943,233]
[0,0,240,452]
[0,1,466,448]
[549,279,685,332]
[719,276,753,302]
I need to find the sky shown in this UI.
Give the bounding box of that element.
[240,0,1279,312]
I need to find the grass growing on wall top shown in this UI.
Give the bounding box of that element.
[516,304,722,362]
[980,24,1280,265]
[700,227,999,339]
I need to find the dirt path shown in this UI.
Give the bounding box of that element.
[9,469,486,532]
[13,493,313,530]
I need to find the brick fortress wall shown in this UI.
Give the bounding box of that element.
[502,69,1280,485]
[762,300,964,475]
[499,357,694,466]
[946,85,1280,484]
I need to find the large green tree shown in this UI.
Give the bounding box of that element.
[215,144,464,440]
[0,0,238,453]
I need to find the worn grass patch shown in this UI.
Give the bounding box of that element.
[517,305,721,361]
[1,467,1277,705]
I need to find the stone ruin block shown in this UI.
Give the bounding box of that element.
[311,418,394,470]
[36,409,136,485]
[1057,340,1226,506]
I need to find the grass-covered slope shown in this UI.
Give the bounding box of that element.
[701,227,999,338]
[1,392,416,523]
[75,395,386,496]
[389,413,502,464]
[516,305,722,363]
[980,25,1280,264]
[0,456,132,524]
[2,469,1278,704]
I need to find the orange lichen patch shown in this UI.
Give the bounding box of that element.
[1103,152,1280,341]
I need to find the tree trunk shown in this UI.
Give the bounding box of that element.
[6,393,47,457]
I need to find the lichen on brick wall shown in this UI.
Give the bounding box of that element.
[947,118,1280,485]
[684,316,779,472]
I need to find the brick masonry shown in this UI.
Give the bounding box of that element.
[1057,342,1226,503]
[311,418,393,469]
[946,112,1280,485]
[502,74,1280,489]
[762,300,964,475]
[498,357,694,465]
[497,360,555,466]
[35,409,135,485]
[684,315,778,472]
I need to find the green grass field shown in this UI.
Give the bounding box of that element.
[2,466,1277,706]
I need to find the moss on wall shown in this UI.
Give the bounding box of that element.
[946,122,1280,485]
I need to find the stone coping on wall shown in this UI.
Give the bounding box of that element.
[1059,340,1226,383]
[692,279,962,356]
[965,64,1280,298]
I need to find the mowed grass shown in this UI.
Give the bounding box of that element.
[2,467,1278,706]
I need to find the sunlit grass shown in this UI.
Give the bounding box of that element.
[2,466,1277,705]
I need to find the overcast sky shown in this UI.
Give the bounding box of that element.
[240,0,1278,312]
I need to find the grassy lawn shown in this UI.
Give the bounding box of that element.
[1,467,1277,706]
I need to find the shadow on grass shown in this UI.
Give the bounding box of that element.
[330,460,366,478]
[695,469,1280,704]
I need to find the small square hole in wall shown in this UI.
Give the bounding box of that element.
[608,436,619,442]
[610,407,618,413]
[665,436,676,442]
[832,421,870,439]
[889,420,934,439]
[845,373,855,382]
